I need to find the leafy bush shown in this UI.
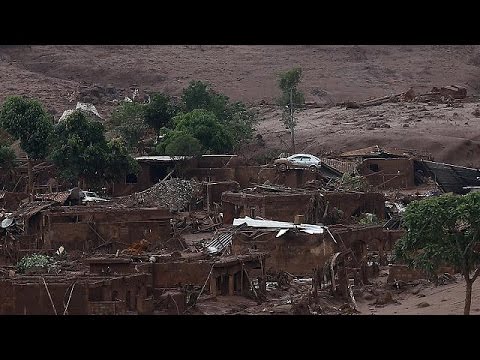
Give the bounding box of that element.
[16,254,54,273]
[335,173,370,192]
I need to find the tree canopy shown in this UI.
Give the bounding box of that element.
[50,110,138,187]
[394,193,480,314]
[180,80,258,150]
[171,109,233,154]
[110,101,148,150]
[0,96,53,160]
[143,93,178,133]
[162,131,203,156]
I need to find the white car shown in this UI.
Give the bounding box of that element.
[80,191,108,203]
[274,153,322,172]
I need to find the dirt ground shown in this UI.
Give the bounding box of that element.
[2,45,480,166]
[356,273,480,315]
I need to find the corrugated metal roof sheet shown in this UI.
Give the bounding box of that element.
[233,217,326,235]
[203,223,248,255]
[135,156,190,162]
[421,160,480,194]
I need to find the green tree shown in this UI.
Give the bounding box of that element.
[181,80,258,150]
[172,109,233,154]
[0,96,53,192]
[0,146,15,170]
[104,139,140,182]
[223,102,258,151]
[143,93,178,134]
[160,131,203,156]
[110,101,148,151]
[394,193,480,315]
[50,110,137,188]
[277,68,305,153]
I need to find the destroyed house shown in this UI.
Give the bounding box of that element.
[113,155,240,196]
[8,205,172,253]
[150,252,267,298]
[357,158,415,189]
[0,273,151,315]
[231,220,400,276]
[113,156,189,196]
[221,187,385,225]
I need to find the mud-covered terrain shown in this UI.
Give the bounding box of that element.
[2,45,480,166]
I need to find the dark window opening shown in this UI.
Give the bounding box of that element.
[369,164,380,172]
[126,173,138,184]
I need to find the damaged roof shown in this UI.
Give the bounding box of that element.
[204,223,248,255]
[419,160,480,194]
[339,146,407,159]
[13,201,57,219]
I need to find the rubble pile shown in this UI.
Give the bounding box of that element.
[114,179,203,211]
[174,211,223,235]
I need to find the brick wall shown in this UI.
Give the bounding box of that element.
[358,158,415,189]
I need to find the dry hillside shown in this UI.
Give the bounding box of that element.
[2,45,480,165]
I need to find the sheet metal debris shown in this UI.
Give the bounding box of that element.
[203,223,247,254]
[233,216,326,235]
